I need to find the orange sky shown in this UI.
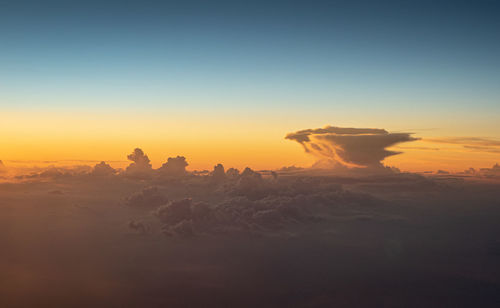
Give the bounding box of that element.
[1,110,499,173]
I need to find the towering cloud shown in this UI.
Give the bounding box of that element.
[125,148,153,178]
[286,125,418,168]
[211,163,226,181]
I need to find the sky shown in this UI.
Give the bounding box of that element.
[1,0,500,171]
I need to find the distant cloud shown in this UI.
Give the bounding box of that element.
[425,137,500,147]
[457,163,500,178]
[226,168,240,179]
[279,165,304,172]
[128,220,149,234]
[91,161,116,176]
[463,145,500,154]
[286,125,418,168]
[158,156,189,177]
[394,146,440,151]
[211,164,226,182]
[425,137,500,153]
[125,148,153,178]
[125,186,168,207]
[479,164,500,178]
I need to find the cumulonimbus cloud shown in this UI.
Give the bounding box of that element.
[286,125,419,168]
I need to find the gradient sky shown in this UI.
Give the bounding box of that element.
[1,0,500,171]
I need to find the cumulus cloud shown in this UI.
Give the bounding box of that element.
[211,163,226,182]
[226,167,240,179]
[479,163,500,177]
[124,186,168,207]
[14,165,92,180]
[152,175,382,237]
[91,161,116,176]
[125,148,153,178]
[458,164,500,178]
[158,156,189,177]
[128,220,149,234]
[227,167,270,200]
[0,160,6,174]
[155,198,212,236]
[286,125,418,168]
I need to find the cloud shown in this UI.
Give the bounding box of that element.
[286,125,418,168]
[48,189,64,195]
[226,167,271,200]
[425,137,500,153]
[0,160,6,174]
[125,186,168,207]
[128,220,149,234]
[152,174,385,237]
[394,146,440,151]
[463,145,500,153]
[425,137,500,147]
[226,168,240,179]
[14,165,92,180]
[158,156,189,177]
[479,163,500,178]
[125,148,153,178]
[91,161,116,176]
[279,165,304,172]
[211,164,226,182]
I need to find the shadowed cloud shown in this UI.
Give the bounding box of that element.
[286,125,419,168]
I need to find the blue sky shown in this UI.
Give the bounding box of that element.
[1,0,499,113]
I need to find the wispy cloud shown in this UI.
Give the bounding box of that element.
[425,137,500,153]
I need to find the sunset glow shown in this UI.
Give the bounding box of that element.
[1,1,500,307]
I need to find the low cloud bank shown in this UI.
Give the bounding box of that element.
[124,186,168,207]
[143,167,382,237]
[460,163,500,178]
